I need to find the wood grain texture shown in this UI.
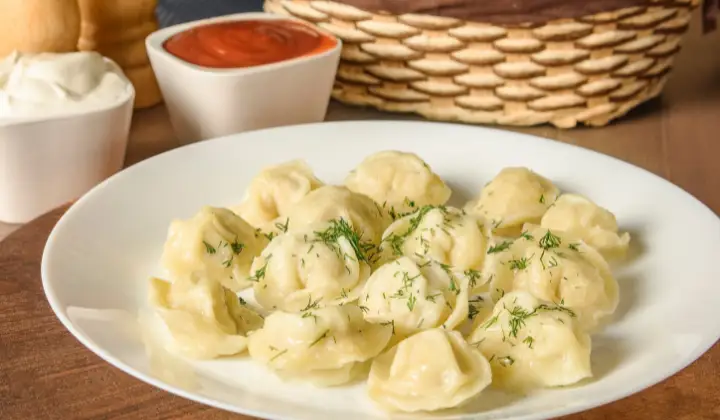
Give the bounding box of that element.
[0,11,719,420]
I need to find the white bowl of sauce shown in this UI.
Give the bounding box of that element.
[0,51,134,224]
[146,12,341,145]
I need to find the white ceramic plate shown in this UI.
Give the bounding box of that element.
[41,121,720,420]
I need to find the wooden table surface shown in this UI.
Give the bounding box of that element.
[2,13,720,420]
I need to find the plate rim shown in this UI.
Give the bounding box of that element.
[40,120,720,420]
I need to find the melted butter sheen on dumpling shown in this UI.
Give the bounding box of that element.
[232,160,324,229]
[540,193,631,260]
[367,329,492,412]
[250,219,373,312]
[468,291,592,391]
[344,150,451,217]
[277,185,391,244]
[160,206,268,292]
[485,226,618,332]
[148,276,264,359]
[360,256,469,337]
[465,167,559,236]
[248,305,392,387]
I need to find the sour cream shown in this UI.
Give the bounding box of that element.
[0,51,133,123]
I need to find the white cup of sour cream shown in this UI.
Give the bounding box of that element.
[0,51,135,224]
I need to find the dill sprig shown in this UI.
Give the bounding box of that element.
[248,256,271,282]
[438,262,461,295]
[523,336,535,348]
[538,230,562,267]
[269,348,288,362]
[487,240,513,254]
[507,256,531,271]
[407,294,417,311]
[301,296,322,312]
[203,240,216,254]
[464,269,482,289]
[230,238,245,254]
[313,218,375,264]
[309,329,330,348]
[539,230,562,251]
[275,218,290,233]
[506,305,534,338]
[381,205,447,256]
[468,303,480,320]
[483,301,576,343]
[380,320,396,335]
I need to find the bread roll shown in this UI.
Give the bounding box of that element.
[0,0,81,57]
[77,0,162,109]
[77,0,156,28]
[124,65,163,109]
[79,38,150,69]
[78,20,158,49]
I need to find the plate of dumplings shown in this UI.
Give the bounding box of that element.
[41,121,720,420]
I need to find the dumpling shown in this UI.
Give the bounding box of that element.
[160,206,268,292]
[148,276,264,359]
[232,160,323,230]
[276,185,391,244]
[367,328,492,412]
[247,304,392,386]
[344,150,451,218]
[250,219,373,312]
[540,193,630,260]
[468,291,592,391]
[377,205,491,288]
[465,167,559,236]
[360,256,470,337]
[485,226,618,332]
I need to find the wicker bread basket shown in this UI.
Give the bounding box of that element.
[264,0,700,128]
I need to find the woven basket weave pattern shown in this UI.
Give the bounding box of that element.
[264,0,699,127]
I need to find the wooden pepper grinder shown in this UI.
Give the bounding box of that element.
[0,0,81,57]
[77,0,163,109]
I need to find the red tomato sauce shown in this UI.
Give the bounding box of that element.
[163,19,337,69]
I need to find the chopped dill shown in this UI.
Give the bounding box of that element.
[407,294,417,311]
[487,240,513,254]
[523,336,535,349]
[539,230,562,250]
[425,293,440,303]
[380,320,396,335]
[301,296,322,312]
[269,348,288,362]
[464,269,482,289]
[313,218,375,264]
[508,256,531,271]
[275,218,290,233]
[203,240,216,254]
[482,314,499,329]
[468,303,480,320]
[230,238,245,255]
[309,330,330,348]
[248,256,271,282]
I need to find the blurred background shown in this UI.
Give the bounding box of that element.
[157,0,265,26]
